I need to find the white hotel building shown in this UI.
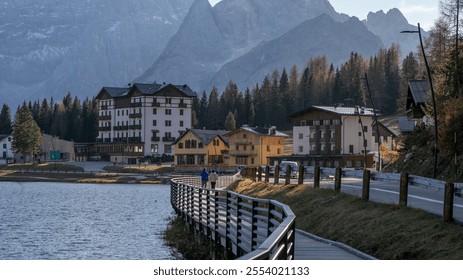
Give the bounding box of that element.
[95,83,196,164]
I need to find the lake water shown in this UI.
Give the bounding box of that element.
[0,182,177,260]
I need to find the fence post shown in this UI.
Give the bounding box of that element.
[314,166,320,189]
[285,166,291,185]
[444,182,455,223]
[298,165,305,185]
[399,172,409,207]
[334,167,342,192]
[274,165,280,184]
[362,169,371,200]
[264,165,270,183]
[257,166,263,182]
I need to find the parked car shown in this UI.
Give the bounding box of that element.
[278,161,299,178]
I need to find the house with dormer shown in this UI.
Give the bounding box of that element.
[172,129,229,168]
[225,126,287,167]
[94,82,196,164]
[286,105,393,168]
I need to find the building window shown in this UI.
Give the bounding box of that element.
[364,126,368,132]
[349,145,354,153]
[299,146,303,153]
[180,109,184,116]
[314,120,320,126]
[321,143,325,151]
[166,109,172,115]
[153,120,157,126]
[267,145,270,152]
[300,120,306,126]
[243,134,247,139]
[298,133,303,140]
[151,144,158,154]
[199,142,204,148]
[191,140,197,148]
[164,144,171,154]
[180,120,184,127]
[153,108,157,114]
[165,120,172,127]
[166,98,171,104]
[185,140,191,149]
[333,119,340,125]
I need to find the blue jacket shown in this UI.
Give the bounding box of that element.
[201,170,209,181]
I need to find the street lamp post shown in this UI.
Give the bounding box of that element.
[401,23,438,179]
[363,73,381,171]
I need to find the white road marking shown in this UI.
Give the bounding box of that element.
[342,184,463,209]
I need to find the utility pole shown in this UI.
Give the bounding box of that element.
[364,73,381,171]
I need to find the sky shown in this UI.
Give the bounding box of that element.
[208,0,440,30]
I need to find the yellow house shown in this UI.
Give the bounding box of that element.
[226,126,287,167]
[173,129,229,167]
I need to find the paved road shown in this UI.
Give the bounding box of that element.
[269,175,463,223]
[324,177,463,223]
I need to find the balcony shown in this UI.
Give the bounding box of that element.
[229,150,257,156]
[129,137,142,143]
[131,102,142,107]
[100,105,108,110]
[99,115,112,121]
[234,139,253,145]
[178,103,187,108]
[129,113,142,119]
[113,125,129,131]
[162,137,176,142]
[151,137,160,142]
[98,126,111,132]
[152,102,161,107]
[129,125,142,130]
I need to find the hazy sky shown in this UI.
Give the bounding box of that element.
[208,0,440,30]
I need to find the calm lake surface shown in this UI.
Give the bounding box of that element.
[0,182,177,260]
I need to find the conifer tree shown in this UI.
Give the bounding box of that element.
[12,104,42,162]
[0,103,12,135]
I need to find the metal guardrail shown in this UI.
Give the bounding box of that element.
[170,176,296,260]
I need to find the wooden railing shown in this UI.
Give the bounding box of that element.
[170,176,296,260]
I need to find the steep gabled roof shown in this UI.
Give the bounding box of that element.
[132,83,162,95]
[173,129,229,145]
[96,87,130,99]
[290,105,376,118]
[0,134,11,141]
[158,83,197,97]
[97,83,197,100]
[407,80,430,109]
[226,126,288,137]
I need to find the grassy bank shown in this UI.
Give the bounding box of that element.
[228,179,463,260]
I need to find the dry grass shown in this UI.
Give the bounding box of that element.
[229,179,463,260]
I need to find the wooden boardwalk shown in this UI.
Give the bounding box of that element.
[294,230,376,260]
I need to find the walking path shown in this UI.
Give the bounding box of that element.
[294,230,376,260]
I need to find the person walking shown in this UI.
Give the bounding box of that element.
[201,168,209,188]
[209,170,219,189]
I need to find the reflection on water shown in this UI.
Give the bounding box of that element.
[0,182,176,260]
